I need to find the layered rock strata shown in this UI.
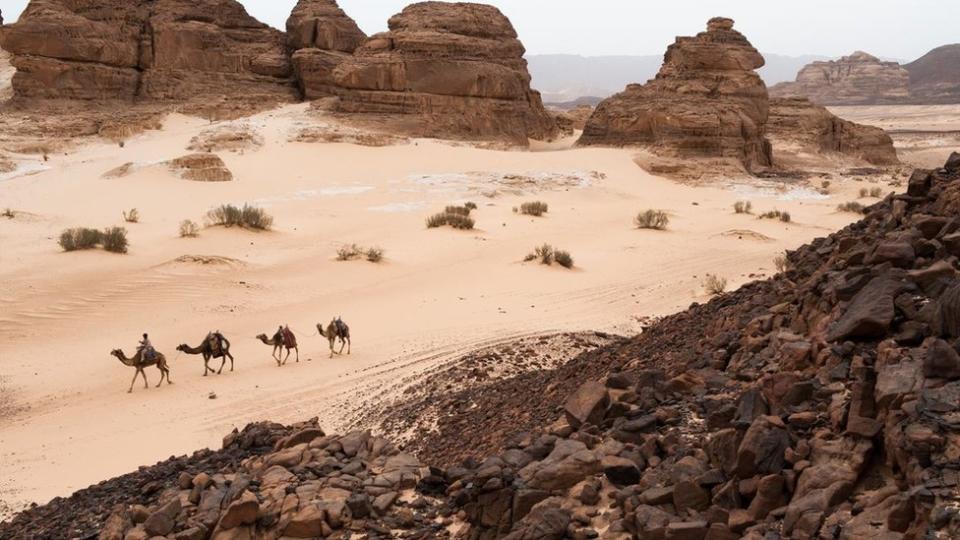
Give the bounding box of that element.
[769,51,912,106]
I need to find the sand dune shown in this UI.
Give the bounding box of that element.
[0,103,880,513]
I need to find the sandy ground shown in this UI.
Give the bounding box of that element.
[831,104,960,168]
[0,103,885,515]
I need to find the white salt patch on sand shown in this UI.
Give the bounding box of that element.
[251,186,374,205]
[368,201,427,213]
[0,162,49,182]
[729,184,830,201]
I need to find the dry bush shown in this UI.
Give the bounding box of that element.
[774,253,789,273]
[337,244,362,261]
[101,227,129,253]
[444,205,472,217]
[859,188,869,198]
[520,201,549,217]
[179,220,200,238]
[702,274,728,295]
[733,201,753,214]
[59,228,102,251]
[123,208,140,223]
[635,209,669,230]
[207,204,273,230]
[837,201,867,214]
[870,187,883,198]
[2,208,14,219]
[554,250,574,269]
[426,211,475,230]
[366,247,384,263]
[759,210,792,223]
[464,202,478,211]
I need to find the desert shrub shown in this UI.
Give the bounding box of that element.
[179,220,199,238]
[365,247,384,263]
[837,201,866,214]
[123,208,140,223]
[337,244,362,261]
[702,274,728,295]
[207,204,273,230]
[554,250,574,269]
[774,253,789,273]
[59,228,102,251]
[2,208,14,219]
[635,209,669,230]
[464,202,478,210]
[427,211,474,230]
[520,201,549,217]
[101,227,129,253]
[733,201,753,214]
[759,210,792,223]
[870,187,883,198]
[531,243,554,264]
[444,205,472,217]
[859,188,869,198]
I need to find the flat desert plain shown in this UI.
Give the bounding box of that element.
[831,104,960,168]
[0,104,882,515]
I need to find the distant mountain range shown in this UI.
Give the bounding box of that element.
[528,53,831,104]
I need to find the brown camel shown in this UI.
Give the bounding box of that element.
[111,348,172,393]
[317,318,351,358]
[177,332,234,376]
[256,326,298,366]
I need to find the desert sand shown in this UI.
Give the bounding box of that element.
[0,104,884,515]
[831,104,960,168]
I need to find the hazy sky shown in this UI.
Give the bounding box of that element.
[1,0,957,61]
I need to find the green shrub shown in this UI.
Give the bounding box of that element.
[123,208,139,223]
[635,209,669,230]
[703,274,728,295]
[733,201,753,214]
[101,227,129,253]
[59,228,102,251]
[520,201,549,217]
[179,220,199,238]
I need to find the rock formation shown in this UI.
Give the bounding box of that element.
[767,97,899,165]
[769,51,911,106]
[905,44,960,104]
[167,154,233,182]
[287,0,367,99]
[0,0,296,106]
[329,2,558,145]
[579,18,773,173]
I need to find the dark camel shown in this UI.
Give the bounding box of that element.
[256,327,298,366]
[317,318,351,358]
[111,348,172,393]
[176,332,234,376]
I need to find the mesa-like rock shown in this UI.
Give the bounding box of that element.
[287,0,367,99]
[770,51,912,106]
[579,17,772,173]
[328,1,558,145]
[0,0,296,107]
[767,97,900,165]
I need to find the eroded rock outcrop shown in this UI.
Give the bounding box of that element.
[329,1,558,145]
[770,51,911,106]
[768,97,900,165]
[579,17,772,173]
[287,0,367,99]
[0,0,296,106]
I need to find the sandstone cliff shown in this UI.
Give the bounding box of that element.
[578,18,773,173]
[0,0,296,106]
[769,51,911,106]
[768,97,899,166]
[287,0,367,100]
[329,2,558,145]
[905,44,960,104]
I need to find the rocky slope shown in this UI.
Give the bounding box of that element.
[578,18,773,174]
[905,44,960,104]
[769,51,911,106]
[328,2,558,145]
[287,0,367,100]
[4,155,959,538]
[767,97,899,166]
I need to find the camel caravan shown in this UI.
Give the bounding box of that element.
[113,318,352,393]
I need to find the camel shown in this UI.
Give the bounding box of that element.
[317,318,351,358]
[176,332,234,376]
[111,348,172,393]
[256,327,298,366]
